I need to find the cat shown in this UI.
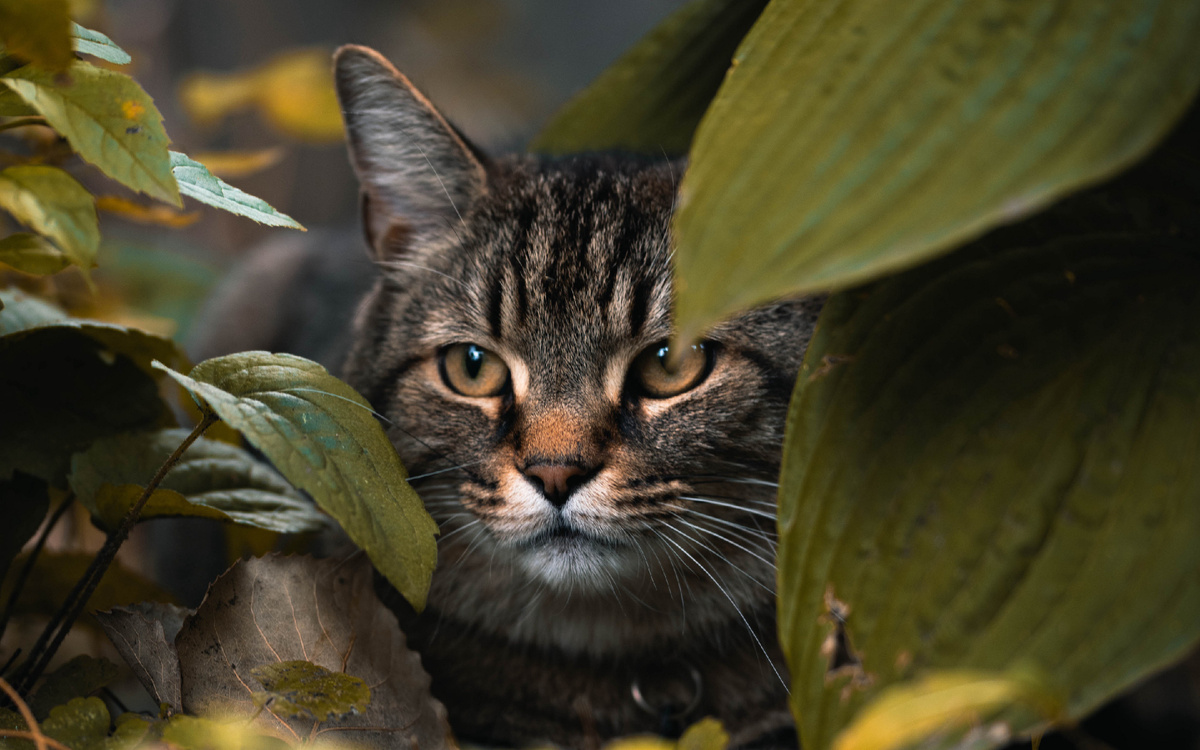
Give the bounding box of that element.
[330,45,822,748]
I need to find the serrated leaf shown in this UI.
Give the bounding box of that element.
[671,0,1200,343]
[0,232,72,275]
[71,22,131,65]
[30,655,121,721]
[155,352,436,609]
[531,0,767,155]
[2,63,180,205]
[250,660,370,722]
[0,0,72,72]
[97,602,189,710]
[0,471,48,582]
[69,427,329,533]
[170,151,303,229]
[778,232,1200,748]
[39,696,110,750]
[0,165,99,273]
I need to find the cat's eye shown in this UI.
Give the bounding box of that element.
[440,343,510,397]
[631,342,713,399]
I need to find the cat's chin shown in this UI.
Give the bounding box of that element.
[515,528,641,592]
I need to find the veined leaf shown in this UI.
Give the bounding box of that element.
[0,0,72,72]
[0,232,72,276]
[0,165,99,273]
[1,62,181,206]
[778,232,1200,748]
[156,352,437,610]
[250,660,370,722]
[671,0,1200,342]
[170,151,303,229]
[71,22,131,65]
[532,0,768,155]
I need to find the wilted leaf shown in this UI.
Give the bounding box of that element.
[778,231,1200,748]
[157,352,436,609]
[2,551,174,623]
[30,655,121,720]
[175,555,453,748]
[180,49,344,142]
[71,22,131,65]
[670,0,1200,343]
[0,165,99,274]
[0,471,48,581]
[250,660,370,722]
[0,0,72,72]
[39,696,110,750]
[70,427,329,533]
[0,232,72,275]
[191,148,285,179]
[532,0,767,155]
[96,195,199,228]
[97,602,189,709]
[1,63,181,206]
[170,151,303,229]
[161,715,291,750]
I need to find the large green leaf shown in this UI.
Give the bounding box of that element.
[671,0,1200,342]
[170,151,303,229]
[1,63,181,206]
[69,428,329,533]
[156,352,438,610]
[777,232,1200,748]
[0,232,72,275]
[0,165,99,273]
[531,0,768,156]
[0,0,72,72]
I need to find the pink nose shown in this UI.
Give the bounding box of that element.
[523,463,588,506]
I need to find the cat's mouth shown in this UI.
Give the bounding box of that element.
[520,520,622,551]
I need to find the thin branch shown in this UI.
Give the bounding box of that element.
[0,494,75,642]
[0,676,48,750]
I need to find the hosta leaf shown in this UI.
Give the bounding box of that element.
[156,352,436,609]
[170,151,303,229]
[778,233,1200,749]
[69,427,328,533]
[0,0,72,72]
[531,0,768,155]
[71,22,131,66]
[250,660,370,722]
[671,0,1200,343]
[0,165,99,273]
[1,63,180,206]
[0,232,72,275]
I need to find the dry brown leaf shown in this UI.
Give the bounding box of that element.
[96,601,190,710]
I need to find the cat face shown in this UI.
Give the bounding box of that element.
[335,47,821,648]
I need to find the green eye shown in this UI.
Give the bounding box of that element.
[631,342,712,398]
[440,343,510,397]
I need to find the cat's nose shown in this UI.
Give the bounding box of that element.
[523,463,590,507]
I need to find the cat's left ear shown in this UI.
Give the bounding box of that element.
[334,45,488,259]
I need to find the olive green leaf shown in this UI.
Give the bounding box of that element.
[69,428,329,533]
[71,22,131,66]
[250,660,371,722]
[104,713,155,750]
[30,655,122,721]
[156,352,436,609]
[1,63,181,206]
[679,717,730,750]
[670,0,1200,343]
[0,471,48,582]
[0,0,72,72]
[0,86,35,116]
[778,234,1200,748]
[170,151,303,229]
[531,0,768,156]
[0,166,99,274]
[35,697,110,750]
[0,232,72,276]
[161,715,291,750]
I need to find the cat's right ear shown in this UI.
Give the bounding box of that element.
[334,45,488,259]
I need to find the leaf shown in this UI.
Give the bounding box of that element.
[96,195,199,228]
[161,715,291,750]
[179,49,345,142]
[678,717,730,750]
[0,165,99,275]
[174,555,454,749]
[104,713,154,750]
[0,232,72,275]
[777,231,1200,748]
[670,0,1200,343]
[0,471,48,582]
[1,62,181,206]
[831,670,1061,750]
[30,655,121,721]
[0,0,72,72]
[0,288,66,333]
[71,22,131,65]
[69,427,329,533]
[39,696,110,750]
[250,660,370,722]
[531,0,767,155]
[170,151,303,229]
[97,602,189,710]
[0,86,36,116]
[156,352,436,609]
[2,551,175,622]
[191,147,285,179]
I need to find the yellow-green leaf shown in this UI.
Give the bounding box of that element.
[37,697,109,750]
[250,660,371,722]
[0,0,72,72]
[0,166,99,273]
[71,22,131,66]
[672,0,1200,343]
[679,717,729,750]
[0,232,72,275]
[30,655,121,721]
[162,715,290,750]
[170,151,303,229]
[2,63,181,206]
[156,352,438,610]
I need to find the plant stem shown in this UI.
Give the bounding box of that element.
[0,676,49,750]
[13,414,218,694]
[0,117,48,133]
[0,494,75,646]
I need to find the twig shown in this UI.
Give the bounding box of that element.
[0,730,72,750]
[0,676,49,750]
[0,117,48,133]
[0,494,75,642]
